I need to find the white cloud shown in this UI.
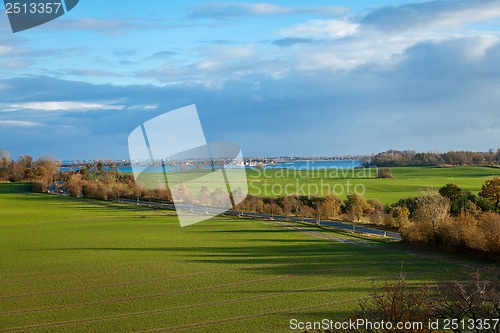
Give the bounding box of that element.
[127,105,159,111]
[0,120,41,127]
[279,20,359,39]
[193,45,256,73]
[461,35,498,60]
[0,46,16,55]
[362,0,500,32]
[196,59,220,71]
[2,101,124,112]
[0,1,499,158]
[271,0,500,73]
[124,0,500,87]
[41,18,140,34]
[241,3,290,15]
[187,2,347,19]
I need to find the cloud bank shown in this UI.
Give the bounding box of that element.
[0,0,499,159]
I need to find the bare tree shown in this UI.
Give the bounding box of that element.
[210,187,230,209]
[231,187,246,215]
[403,191,450,244]
[199,186,211,213]
[429,269,500,333]
[0,150,11,181]
[347,274,433,333]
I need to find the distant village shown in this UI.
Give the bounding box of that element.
[60,155,368,169]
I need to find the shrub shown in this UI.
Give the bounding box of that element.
[385,206,410,229]
[429,269,500,327]
[368,199,385,225]
[403,192,451,245]
[322,269,500,333]
[479,213,500,254]
[345,193,372,222]
[344,274,433,333]
[31,180,47,193]
[377,167,394,179]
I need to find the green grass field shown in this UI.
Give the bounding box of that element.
[245,166,500,203]
[0,182,495,333]
[138,166,500,204]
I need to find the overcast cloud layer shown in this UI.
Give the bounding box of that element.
[0,0,499,159]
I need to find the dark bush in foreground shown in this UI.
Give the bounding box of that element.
[305,269,499,333]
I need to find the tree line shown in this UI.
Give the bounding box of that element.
[237,180,500,255]
[0,150,60,189]
[60,166,173,203]
[2,150,499,255]
[364,149,500,167]
[0,150,173,203]
[55,174,500,254]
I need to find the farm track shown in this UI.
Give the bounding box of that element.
[274,221,496,270]
[273,221,371,245]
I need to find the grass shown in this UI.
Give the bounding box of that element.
[245,166,500,203]
[0,182,496,333]
[132,166,500,204]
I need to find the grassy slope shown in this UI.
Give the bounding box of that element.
[245,166,500,203]
[0,183,494,333]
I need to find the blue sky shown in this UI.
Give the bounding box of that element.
[0,0,500,159]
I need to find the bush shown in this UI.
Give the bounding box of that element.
[443,213,480,251]
[345,193,372,222]
[391,197,418,218]
[377,167,394,179]
[429,269,500,328]
[31,180,47,193]
[368,199,385,225]
[342,274,433,333]
[479,213,500,254]
[403,192,451,245]
[106,191,117,202]
[321,269,500,333]
[384,206,410,229]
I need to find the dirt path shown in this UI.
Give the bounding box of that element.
[271,221,497,271]
[272,221,373,245]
